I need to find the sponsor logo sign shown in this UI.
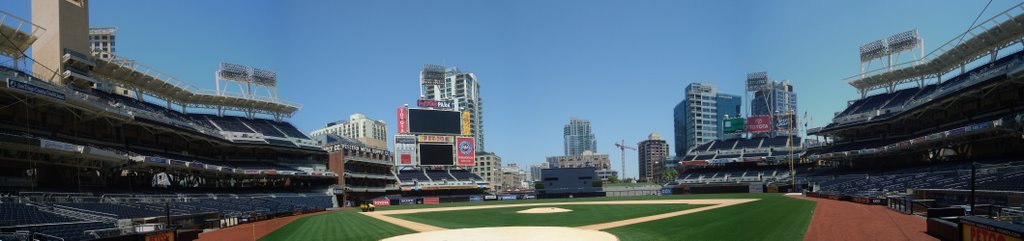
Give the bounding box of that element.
[456,137,475,166]
[8,79,66,101]
[417,99,454,109]
[961,218,1023,241]
[394,135,416,165]
[423,197,440,204]
[422,79,445,85]
[145,231,175,241]
[775,114,796,130]
[372,199,391,206]
[396,108,409,134]
[746,116,771,133]
[469,195,483,202]
[417,135,454,143]
[461,111,472,135]
[723,118,745,133]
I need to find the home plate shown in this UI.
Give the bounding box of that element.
[381,226,618,241]
[516,207,573,214]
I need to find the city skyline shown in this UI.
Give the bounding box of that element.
[5,0,1012,179]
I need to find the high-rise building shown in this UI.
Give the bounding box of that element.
[563,118,596,156]
[529,162,550,182]
[88,27,116,59]
[638,132,669,182]
[751,80,797,117]
[310,113,388,149]
[673,83,742,156]
[419,65,485,151]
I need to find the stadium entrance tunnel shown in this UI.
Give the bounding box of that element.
[381,226,618,241]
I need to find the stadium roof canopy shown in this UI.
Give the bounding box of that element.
[0,10,45,59]
[847,3,1024,95]
[89,51,301,118]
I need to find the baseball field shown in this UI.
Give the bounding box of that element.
[256,193,816,241]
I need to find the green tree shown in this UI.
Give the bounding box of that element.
[662,168,679,183]
[606,175,619,183]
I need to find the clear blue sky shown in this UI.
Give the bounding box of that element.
[6,1,1015,179]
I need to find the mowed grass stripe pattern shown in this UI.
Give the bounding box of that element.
[388,204,706,229]
[606,194,816,241]
[259,209,414,241]
[261,193,815,241]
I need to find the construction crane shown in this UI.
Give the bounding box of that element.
[614,140,636,180]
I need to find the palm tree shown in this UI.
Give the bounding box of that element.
[661,168,678,183]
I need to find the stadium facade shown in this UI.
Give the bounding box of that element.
[0,1,348,240]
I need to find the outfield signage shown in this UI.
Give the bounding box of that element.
[396,107,409,134]
[8,78,65,101]
[461,111,472,135]
[395,135,417,166]
[746,116,771,133]
[723,118,745,133]
[960,216,1024,241]
[456,137,475,166]
[417,99,454,109]
[417,135,454,143]
[775,114,796,130]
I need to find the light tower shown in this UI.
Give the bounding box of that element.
[614,140,636,180]
[215,62,280,119]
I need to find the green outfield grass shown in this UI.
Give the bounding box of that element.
[605,194,815,241]
[390,204,706,228]
[258,209,414,241]
[260,193,816,241]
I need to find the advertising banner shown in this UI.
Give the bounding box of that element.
[469,195,483,202]
[723,118,745,133]
[400,198,416,205]
[418,135,454,143]
[960,216,1024,241]
[456,137,475,166]
[423,197,440,204]
[417,99,454,109]
[396,107,409,134]
[144,230,175,241]
[372,199,391,206]
[775,114,797,130]
[749,183,764,193]
[394,135,417,165]
[461,111,472,136]
[500,195,518,200]
[746,116,771,133]
[8,79,66,101]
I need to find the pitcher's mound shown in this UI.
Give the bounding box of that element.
[516,207,573,214]
[382,226,618,241]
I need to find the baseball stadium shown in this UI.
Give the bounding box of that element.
[1,1,1024,241]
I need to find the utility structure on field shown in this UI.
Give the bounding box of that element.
[614,140,636,180]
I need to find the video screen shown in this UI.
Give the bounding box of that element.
[419,144,454,165]
[408,109,461,135]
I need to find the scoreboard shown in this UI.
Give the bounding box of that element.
[395,107,474,167]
